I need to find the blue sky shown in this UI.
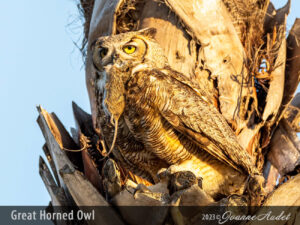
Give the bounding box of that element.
[0,0,299,205]
[0,0,89,205]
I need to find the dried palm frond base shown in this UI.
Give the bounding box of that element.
[38,99,300,225]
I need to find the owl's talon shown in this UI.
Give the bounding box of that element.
[167,165,181,174]
[157,168,169,181]
[133,183,151,199]
[168,171,199,194]
[197,177,203,189]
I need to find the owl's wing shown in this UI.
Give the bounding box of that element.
[148,69,257,175]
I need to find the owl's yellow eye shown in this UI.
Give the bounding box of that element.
[123,45,136,54]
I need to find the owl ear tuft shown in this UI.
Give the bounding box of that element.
[137,27,157,39]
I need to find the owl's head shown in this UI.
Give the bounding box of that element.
[91,28,168,126]
[91,28,168,75]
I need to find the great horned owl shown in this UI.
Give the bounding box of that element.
[91,28,264,199]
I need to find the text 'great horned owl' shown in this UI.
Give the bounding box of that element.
[91,28,264,199]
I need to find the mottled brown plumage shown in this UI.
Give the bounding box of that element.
[91,28,264,199]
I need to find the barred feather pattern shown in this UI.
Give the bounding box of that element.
[91,29,262,198]
[123,68,252,197]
